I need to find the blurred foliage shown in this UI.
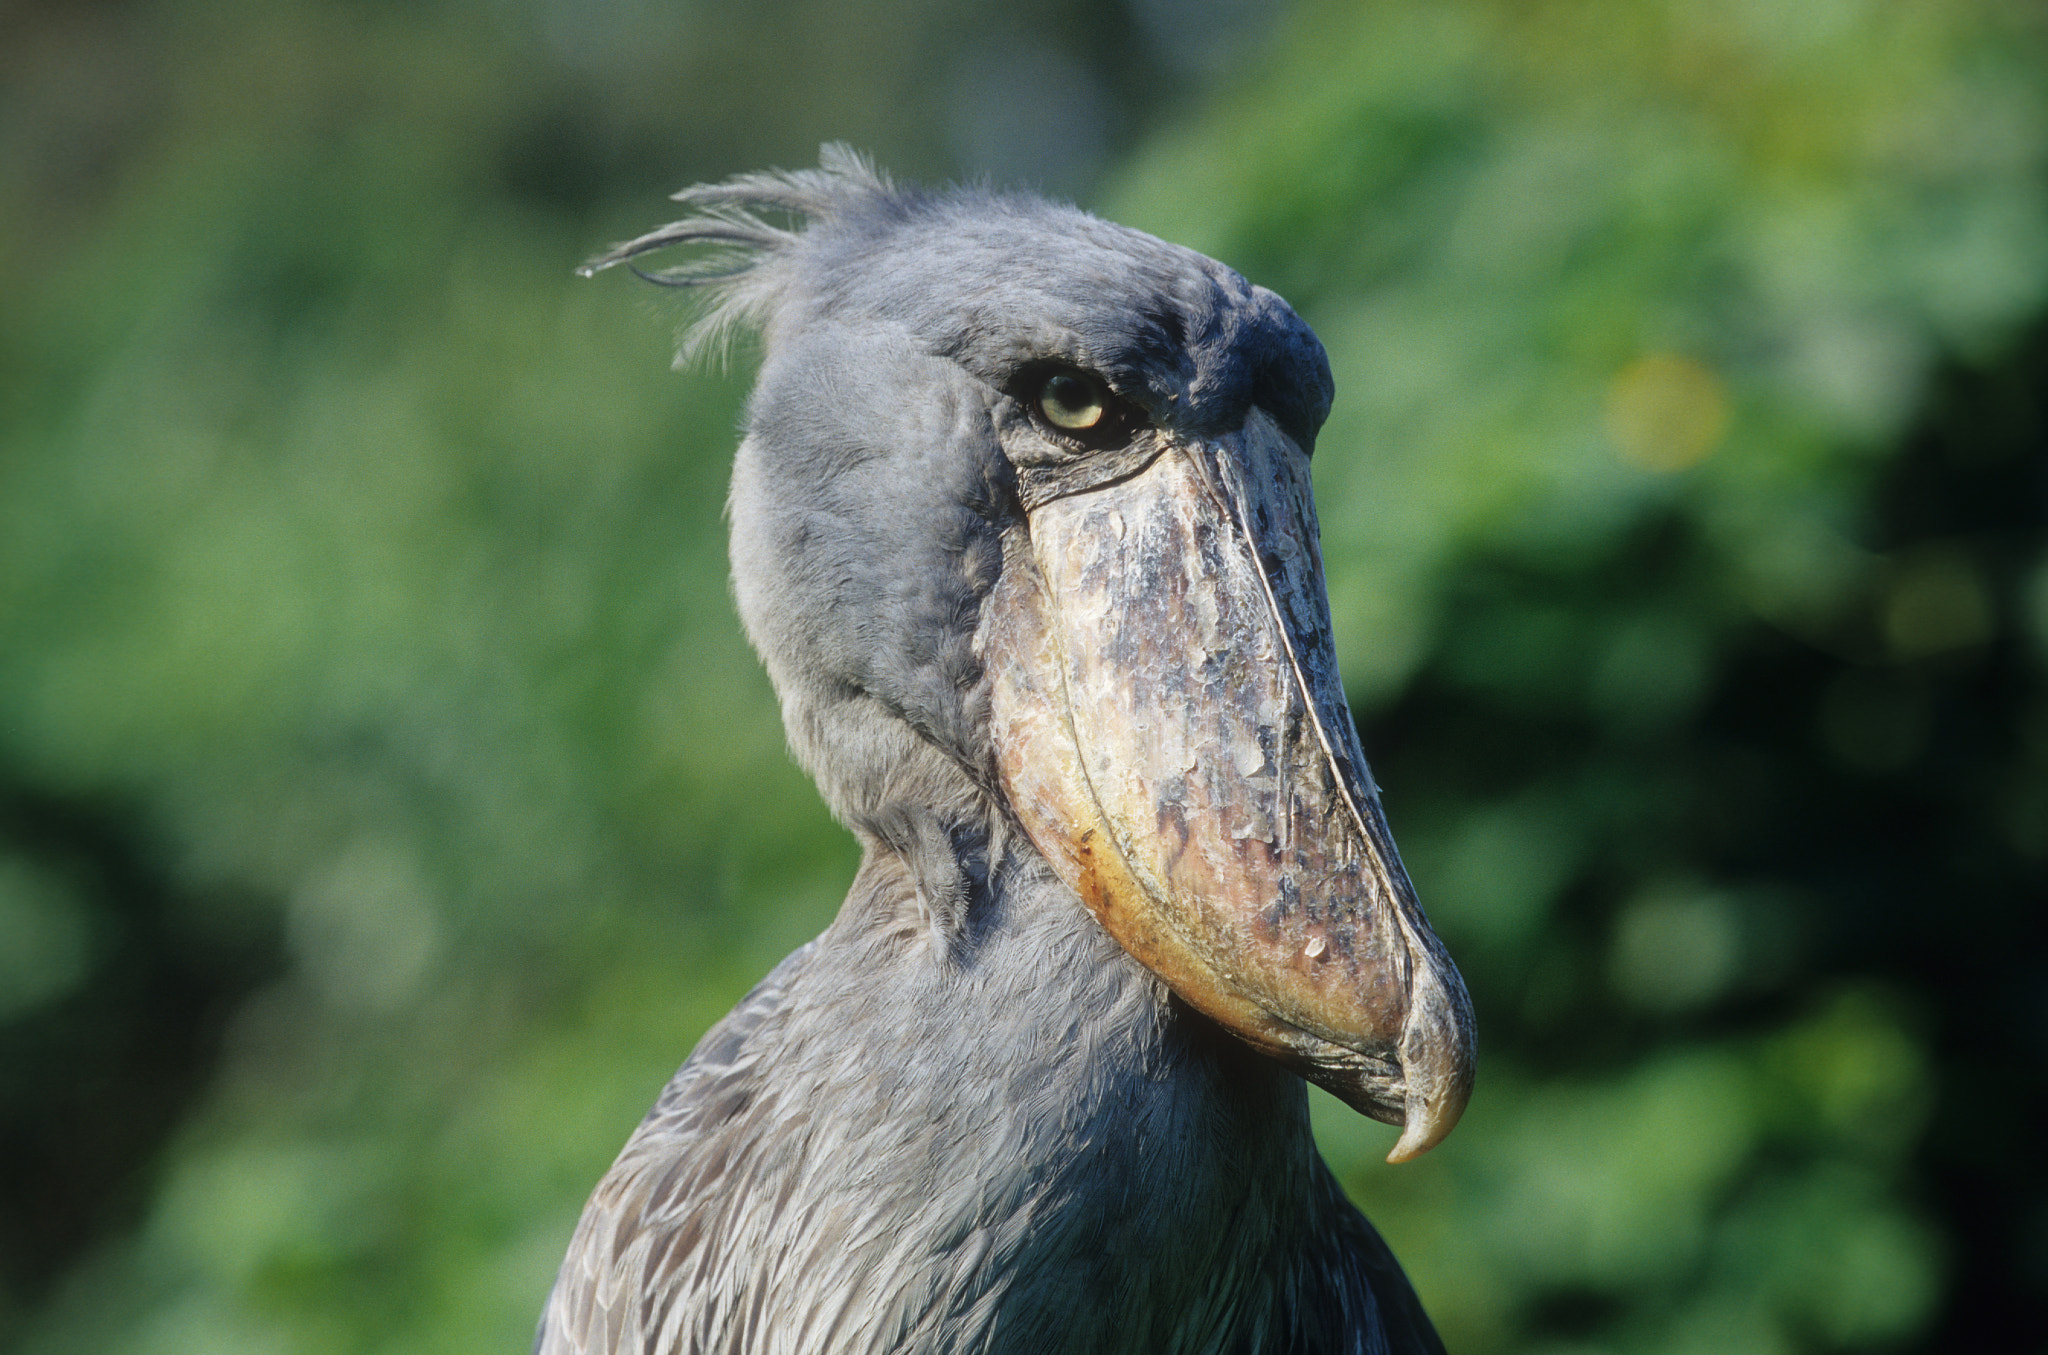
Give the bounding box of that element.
[1,1,2043,1353]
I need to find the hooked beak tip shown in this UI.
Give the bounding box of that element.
[1382,950,1476,1164]
[1385,1089,1458,1164]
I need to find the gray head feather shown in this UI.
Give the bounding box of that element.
[583,145,1333,850]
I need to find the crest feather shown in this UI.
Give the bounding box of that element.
[578,144,896,365]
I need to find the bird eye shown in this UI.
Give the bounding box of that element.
[1037,370,1109,431]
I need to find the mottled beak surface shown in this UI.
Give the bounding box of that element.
[985,410,1476,1162]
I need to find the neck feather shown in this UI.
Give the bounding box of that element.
[727,814,1367,1353]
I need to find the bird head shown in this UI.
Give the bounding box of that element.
[583,147,1475,1162]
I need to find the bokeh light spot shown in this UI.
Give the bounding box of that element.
[1608,885,1743,1013]
[287,836,443,1015]
[1882,546,1993,658]
[1605,353,1730,472]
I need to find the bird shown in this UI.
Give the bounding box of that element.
[536,146,1476,1355]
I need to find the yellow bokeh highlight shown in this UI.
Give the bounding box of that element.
[1605,353,1730,471]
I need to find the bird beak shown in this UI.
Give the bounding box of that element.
[983,409,1475,1162]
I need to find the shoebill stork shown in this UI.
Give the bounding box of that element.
[537,148,1475,1355]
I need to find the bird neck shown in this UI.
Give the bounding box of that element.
[754,811,1356,1352]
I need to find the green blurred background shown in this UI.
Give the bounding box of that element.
[3,0,2045,1351]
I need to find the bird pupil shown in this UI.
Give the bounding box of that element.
[1040,372,1105,430]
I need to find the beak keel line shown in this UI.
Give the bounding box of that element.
[985,410,1476,1162]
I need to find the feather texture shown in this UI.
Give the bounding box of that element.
[539,152,1449,1355]
[538,845,1441,1354]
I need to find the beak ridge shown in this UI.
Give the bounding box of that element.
[984,409,1475,1157]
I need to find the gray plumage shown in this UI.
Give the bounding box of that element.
[536,147,1457,1355]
